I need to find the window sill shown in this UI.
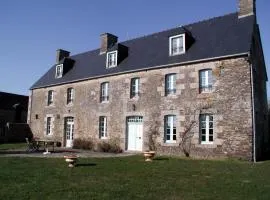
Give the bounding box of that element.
[100,101,109,104]
[169,51,185,56]
[165,93,178,99]
[46,104,55,108]
[197,92,213,98]
[107,65,117,68]
[66,103,74,107]
[195,143,216,148]
[130,96,140,101]
[162,142,178,147]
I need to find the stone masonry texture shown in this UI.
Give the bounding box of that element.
[28,57,257,160]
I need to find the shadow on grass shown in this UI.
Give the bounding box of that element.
[76,163,97,167]
[0,150,40,154]
[0,148,80,155]
[153,157,169,161]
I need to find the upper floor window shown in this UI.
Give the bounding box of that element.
[47,90,53,106]
[130,78,140,98]
[106,51,117,68]
[55,64,63,78]
[165,74,176,95]
[99,116,107,139]
[67,88,74,104]
[165,115,176,143]
[46,117,52,135]
[169,34,185,56]
[100,82,109,102]
[200,114,213,144]
[199,69,212,93]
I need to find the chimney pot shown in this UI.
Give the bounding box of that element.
[56,49,70,63]
[238,0,256,18]
[100,33,118,54]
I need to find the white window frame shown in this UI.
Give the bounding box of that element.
[67,88,74,104]
[46,117,52,136]
[101,82,109,102]
[55,64,63,78]
[47,90,54,106]
[130,77,140,98]
[106,51,118,68]
[99,116,107,139]
[165,74,176,95]
[200,114,214,144]
[165,115,177,143]
[199,69,213,93]
[169,34,185,56]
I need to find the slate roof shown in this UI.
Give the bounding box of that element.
[31,13,255,89]
[0,92,28,111]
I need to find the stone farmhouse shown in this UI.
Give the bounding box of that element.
[28,0,268,161]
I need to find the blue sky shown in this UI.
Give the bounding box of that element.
[0,0,269,97]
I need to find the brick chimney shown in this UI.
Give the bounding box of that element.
[56,49,70,63]
[100,33,118,54]
[238,0,256,18]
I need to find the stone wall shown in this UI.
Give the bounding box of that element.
[251,24,269,160]
[29,57,253,160]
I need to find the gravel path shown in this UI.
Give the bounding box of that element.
[0,148,138,158]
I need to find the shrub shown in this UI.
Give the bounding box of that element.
[56,142,61,147]
[73,138,94,150]
[97,137,122,153]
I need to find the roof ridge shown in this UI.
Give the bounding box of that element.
[70,12,238,58]
[119,12,238,44]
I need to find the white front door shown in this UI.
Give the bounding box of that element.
[65,117,74,148]
[127,116,143,151]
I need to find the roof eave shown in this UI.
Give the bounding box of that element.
[30,52,249,90]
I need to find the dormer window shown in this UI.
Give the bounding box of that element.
[106,51,117,68]
[55,64,63,78]
[169,34,185,56]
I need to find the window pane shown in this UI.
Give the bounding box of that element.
[209,122,213,128]
[171,36,183,54]
[209,136,213,142]
[201,129,206,136]
[201,135,206,142]
[199,70,212,93]
[173,128,176,140]
[165,74,176,94]
[201,122,206,129]
[209,129,213,136]
[200,114,206,121]
[208,70,213,86]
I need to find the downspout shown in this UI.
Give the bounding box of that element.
[28,90,33,125]
[250,62,256,163]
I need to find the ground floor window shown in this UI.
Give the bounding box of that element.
[165,115,176,143]
[46,117,52,135]
[200,114,213,144]
[99,116,107,139]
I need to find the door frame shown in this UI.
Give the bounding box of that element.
[126,116,143,151]
[64,116,74,148]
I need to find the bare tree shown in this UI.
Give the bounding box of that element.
[179,100,213,157]
[147,113,160,151]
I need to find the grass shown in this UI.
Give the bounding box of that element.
[0,155,270,200]
[0,142,26,150]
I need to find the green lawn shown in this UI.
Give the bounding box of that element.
[0,156,270,200]
[0,142,26,150]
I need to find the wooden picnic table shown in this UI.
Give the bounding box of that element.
[35,139,58,154]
